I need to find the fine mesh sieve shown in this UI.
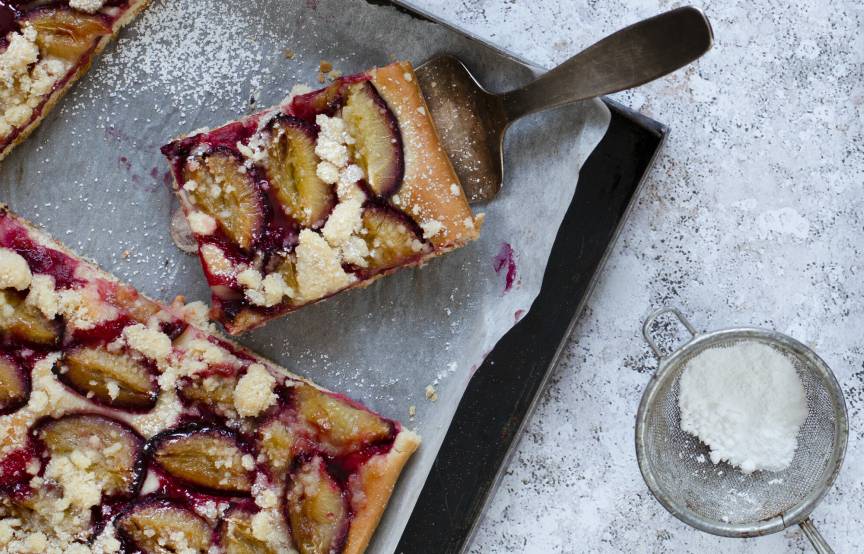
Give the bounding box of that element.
[635,308,848,554]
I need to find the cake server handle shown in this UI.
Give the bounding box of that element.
[642,307,698,360]
[502,6,714,121]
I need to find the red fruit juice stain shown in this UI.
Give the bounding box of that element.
[0,448,33,488]
[514,309,526,322]
[492,242,517,293]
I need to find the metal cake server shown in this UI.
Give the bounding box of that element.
[416,6,714,203]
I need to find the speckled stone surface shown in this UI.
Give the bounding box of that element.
[411,1,864,552]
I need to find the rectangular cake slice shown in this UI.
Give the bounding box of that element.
[161,61,483,334]
[0,206,419,554]
[0,0,150,161]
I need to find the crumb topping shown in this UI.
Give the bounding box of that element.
[0,248,32,290]
[185,211,217,235]
[199,243,234,276]
[0,25,71,139]
[314,114,352,167]
[294,229,355,301]
[57,286,119,331]
[122,324,172,361]
[68,0,107,14]
[233,363,277,418]
[322,198,364,247]
[25,274,58,319]
[420,219,443,240]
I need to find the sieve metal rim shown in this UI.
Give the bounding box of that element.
[635,307,849,540]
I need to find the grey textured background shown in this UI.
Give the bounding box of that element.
[410,1,864,552]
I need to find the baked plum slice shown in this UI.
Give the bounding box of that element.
[176,370,239,419]
[265,116,336,228]
[26,8,111,62]
[361,204,429,270]
[294,384,394,454]
[33,414,145,498]
[290,80,349,121]
[147,425,254,495]
[0,289,61,347]
[342,81,404,197]
[0,353,28,416]
[218,507,288,554]
[285,457,349,554]
[116,497,213,554]
[55,345,158,411]
[182,148,265,250]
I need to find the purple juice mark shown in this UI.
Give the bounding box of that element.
[492,242,517,293]
[118,156,131,171]
[0,2,19,41]
[514,309,526,322]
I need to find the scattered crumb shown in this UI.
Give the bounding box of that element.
[283,48,295,59]
[317,72,326,84]
[319,60,333,73]
[408,405,416,418]
[424,384,438,402]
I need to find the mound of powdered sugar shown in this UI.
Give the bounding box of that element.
[678,342,808,474]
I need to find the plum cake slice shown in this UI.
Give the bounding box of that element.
[0,0,149,161]
[0,206,419,554]
[162,61,484,334]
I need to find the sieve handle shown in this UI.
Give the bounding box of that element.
[799,518,834,554]
[642,307,698,359]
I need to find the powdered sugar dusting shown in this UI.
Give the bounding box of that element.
[91,0,284,113]
[679,342,808,474]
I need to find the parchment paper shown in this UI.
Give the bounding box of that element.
[0,1,610,551]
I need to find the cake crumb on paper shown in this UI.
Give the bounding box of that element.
[408,405,416,418]
[424,385,438,402]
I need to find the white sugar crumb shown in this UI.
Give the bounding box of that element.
[295,229,355,301]
[200,244,234,276]
[122,324,172,361]
[449,183,460,196]
[315,114,351,166]
[0,248,32,290]
[234,363,278,417]
[322,198,364,247]
[678,342,808,474]
[239,268,293,307]
[68,0,106,14]
[237,268,263,290]
[420,219,443,239]
[185,211,216,235]
[316,161,340,185]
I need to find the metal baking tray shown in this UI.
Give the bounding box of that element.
[0,0,660,552]
[398,98,668,552]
